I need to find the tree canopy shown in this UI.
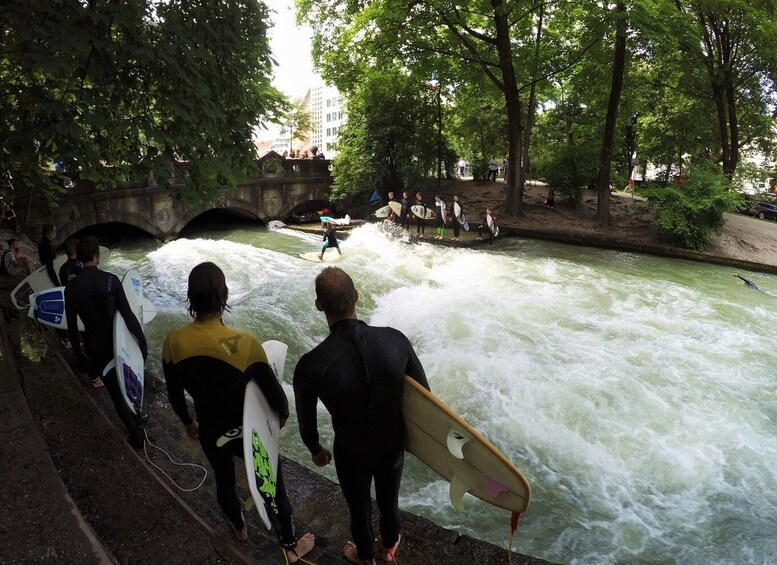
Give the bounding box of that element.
[1,0,284,206]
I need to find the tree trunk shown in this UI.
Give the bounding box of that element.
[725,80,739,176]
[436,86,443,186]
[522,1,544,196]
[596,2,627,227]
[492,0,523,215]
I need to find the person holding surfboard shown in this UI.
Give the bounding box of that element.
[450,195,464,241]
[434,195,447,240]
[293,267,429,565]
[64,236,147,447]
[413,192,427,237]
[478,208,497,245]
[162,262,315,562]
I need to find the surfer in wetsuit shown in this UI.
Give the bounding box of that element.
[434,195,446,240]
[58,238,82,285]
[732,273,759,290]
[400,191,412,231]
[451,195,463,241]
[293,267,429,565]
[162,262,314,561]
[414,192,427,237]
[64,236,147,448]
[319,221,342,260]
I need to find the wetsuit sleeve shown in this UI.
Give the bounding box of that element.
[64,284,82,358]
[113,276,148,358]
[162,334,193,425]
[406,341,429,391]
[293,355,322,455]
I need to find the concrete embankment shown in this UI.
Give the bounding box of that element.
[0,279,549,564]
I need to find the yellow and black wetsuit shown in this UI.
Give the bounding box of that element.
[293,319,429,562]
[162,319,297,548]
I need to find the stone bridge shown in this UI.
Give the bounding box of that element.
[22,152,332,240]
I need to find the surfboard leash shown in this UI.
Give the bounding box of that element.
[507,511,522,565]
[142,428,208,492]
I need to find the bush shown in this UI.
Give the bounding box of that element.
[642,164,743,250]
[532,145,598,203]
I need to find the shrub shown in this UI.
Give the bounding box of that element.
[642,164,743,250]
[533,145,598,203]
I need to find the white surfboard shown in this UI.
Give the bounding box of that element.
[243,340,288,530]
[437,201,448,222]
[388,201,403,216]
[453,202,470,231]
[104,269,146,415]
[403,376,530,515]
[10,246,110,310]
[28,286,156,331]
[298,252,344,264]
[411,204,435,220]
[374,205,392,218]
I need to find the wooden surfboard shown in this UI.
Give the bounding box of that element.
[403,376,530,514]
[374,205,392,218]
[388,201,403,216]
[411,204,435,220]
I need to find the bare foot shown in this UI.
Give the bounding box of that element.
[378,534,401,561]
[91,378,105,389]
[229,513,248,542]
[287,532,315,563]
[342,540,376,564]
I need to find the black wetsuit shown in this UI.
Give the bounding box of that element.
[735,274,759,290]
[414,199,427,235]
[293,319,429,562]
[452,202,462,238]
[59,257,82,285]
[400,197,412,231]
[162,320,298,549]
[321,226,341,255]
[65,266,147,444]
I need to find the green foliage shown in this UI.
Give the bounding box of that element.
[281,99,315,149]
[0,1,284,207]
[642,164,743,250]
[533,144,599,203]
[329,69,441,201]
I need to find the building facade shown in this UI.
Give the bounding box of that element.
[306,83,346,158]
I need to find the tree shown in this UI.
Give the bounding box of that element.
[328,69,440,201]
[281,99,315,152]
[0,1,284,208]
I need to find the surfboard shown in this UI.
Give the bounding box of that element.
[388,201,403,216]
[411,204,435,220]
[374,205,392,219]
[320,215,351,226]
[403,376,530,514]
[104,269,146,416]
[28,286,157,331]
[298,252,344,263]
[10,246,110,310]
[243,340,288,530]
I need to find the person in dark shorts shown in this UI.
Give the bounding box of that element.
[163,262,314,560]
[293,267,429,564]
[65,236,147,448]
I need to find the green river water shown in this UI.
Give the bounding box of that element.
[101,221,777,564]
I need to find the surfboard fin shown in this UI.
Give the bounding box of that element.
[446,428,470,459]
[102,359,116,377]
[215,426,243,448]
[449,475,471,511]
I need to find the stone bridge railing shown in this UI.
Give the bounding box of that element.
[22,152,332,240]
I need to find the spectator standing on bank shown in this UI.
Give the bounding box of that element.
[487,157,499,182]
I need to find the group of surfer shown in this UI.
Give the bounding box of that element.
[32,234,426,564]
[162,264,427,564]
[383,191,499,243]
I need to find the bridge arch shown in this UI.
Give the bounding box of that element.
[58,210,161,240]
[169,197,269,237]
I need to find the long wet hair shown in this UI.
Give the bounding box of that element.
[187,262,230,320]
